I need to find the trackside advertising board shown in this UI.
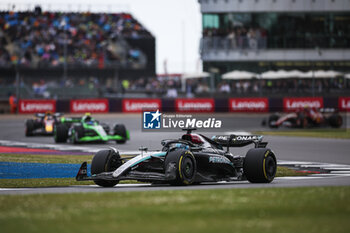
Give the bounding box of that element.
[229,98,269,112]
[339,97,350,112]
[19,99,56,114]
[122,99,162,113]
[283,97,324,112]
[70,99,109,113]
[175,99,214,113]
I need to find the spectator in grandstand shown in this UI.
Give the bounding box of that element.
[32,80,48,97]
[227,29,236,49]
[122,79,130,94]
[165,80,178,98]
[247,28,258,51]
[240,81,248,93]
[218,81,231,93]
[186,79,195,98]
[252,81,260,93]
[195,81,210,94]
[235,81,242,94]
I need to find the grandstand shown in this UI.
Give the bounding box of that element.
[0,6,155,99]
[198,0,350,97]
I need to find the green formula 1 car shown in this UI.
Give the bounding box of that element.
[53,114,129,144]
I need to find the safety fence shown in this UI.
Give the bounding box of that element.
[15,97,350,114]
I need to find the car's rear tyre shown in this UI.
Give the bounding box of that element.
[54,124,68,143]
[268,114,279,128]
[114,124,127,144]
[25,120,35,136]
[164,150,197,185]
[329,114,342,128]
[243,148,277,183]
[91,149,122,187]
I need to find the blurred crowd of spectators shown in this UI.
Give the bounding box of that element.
[121,76,216,98]
[121,77,182,97]
[202,26,267,50]
[0,7,151,68]
[1,74,348,99]
[120,75,349,97]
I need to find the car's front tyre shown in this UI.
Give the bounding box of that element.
[54,123,68,142]
[25,120,35,136]
[91,149,122,187]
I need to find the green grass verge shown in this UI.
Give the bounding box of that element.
[0,187,349,233]
[255,129,350,139]
[0,166,303,188]
[0,179,140,188]
[0,153,93,164]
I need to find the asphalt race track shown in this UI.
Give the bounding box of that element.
[1,113,349,164]
[0,113,349,194]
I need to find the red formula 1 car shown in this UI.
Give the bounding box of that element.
[263,108,343,129]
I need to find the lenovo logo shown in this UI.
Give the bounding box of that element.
[72,103,107,112]
[21,103,54,112]
[176,99,214,112]
[283,98,323,112]
[19,100,56,113]
[229,98,268,112]
[286,100,321,108]
[70,99,109,113]
[123,99,161,113]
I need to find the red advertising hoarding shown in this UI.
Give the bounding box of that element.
[70,99,109,113]
[339,97,350,112]
[283,97,323,112]
[19,99,56,114]
[229,98,269,112]
[175,98,214,113]
[122,99,162,113]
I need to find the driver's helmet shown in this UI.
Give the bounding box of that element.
[44,111,53,120]
[303,105,310,111]
[83,113,94,125]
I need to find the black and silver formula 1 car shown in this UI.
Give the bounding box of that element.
[263,108,343,128]
[76,128,277,187]
[54,114,129,144]
[25,112,62,136]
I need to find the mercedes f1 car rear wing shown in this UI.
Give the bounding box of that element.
[211,134,267,150]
